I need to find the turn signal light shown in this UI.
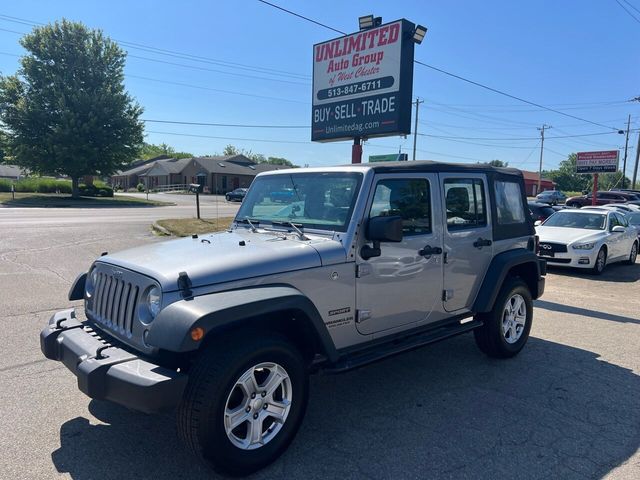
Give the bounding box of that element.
[190,327,205,342]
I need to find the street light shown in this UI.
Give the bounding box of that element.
[412,25,428,44]
[359,15,381,31]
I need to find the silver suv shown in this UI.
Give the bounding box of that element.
[41,161,546,475]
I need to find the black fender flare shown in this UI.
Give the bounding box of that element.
[146,285,338,361]
[473,249,545,313]
[68,272,87,301]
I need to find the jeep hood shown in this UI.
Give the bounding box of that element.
[98,229,345,292]
[535,226,605,245]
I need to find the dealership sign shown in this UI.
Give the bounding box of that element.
[312,19,415,142]
[576,150,619,174]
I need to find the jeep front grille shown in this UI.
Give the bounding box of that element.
[93,272,139,335]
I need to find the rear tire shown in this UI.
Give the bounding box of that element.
[474,277,533,359]
[591,247,607,274]
[177,333,308,476]
[627,241,638,265]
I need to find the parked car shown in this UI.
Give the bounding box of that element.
[528,201,556,223]
[608,191,640,205]
[535,208,638,274]
[625,211,640,240]
[610,188,640,196]
[601,203,640,213]
[565,191,629,208]
[225,188,248,202]
[535,190,566,205]
[40,161,545,475]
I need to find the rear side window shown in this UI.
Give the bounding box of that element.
[370,178,431,236]
[444,178,487,230]
[494,181,526,225]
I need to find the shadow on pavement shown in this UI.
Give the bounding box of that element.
[546,261,640,282]
[51,335,640,479]
[535,299,640,325]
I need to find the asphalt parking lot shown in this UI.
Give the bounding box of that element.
[0,203,639,480]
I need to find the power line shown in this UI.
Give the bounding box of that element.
[254,1,623,131]
[143,119,308,128]
[0,17,311,86]
[126,74,307,104]
[256,0,346,35]
[414,60,620,131]
[622,0,640,15]
[419,131,630,141]
[0,13,311,80]
[614,0,640,24]
[145,130,312,145]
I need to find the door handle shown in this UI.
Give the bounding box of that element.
[419,245,442,256]
[473,237,492,248]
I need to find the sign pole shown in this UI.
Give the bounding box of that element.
[352,137,362,164]
[592,174,598,206]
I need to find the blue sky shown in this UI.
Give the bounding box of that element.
[0,0,638,171]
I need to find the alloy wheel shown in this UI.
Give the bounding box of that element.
[224,362,292,450]
[502,293,527,344]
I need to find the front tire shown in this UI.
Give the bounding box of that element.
[474,277,533,358]
[592,247,607,275]
[627,241,638,265]
[177,333,309,476]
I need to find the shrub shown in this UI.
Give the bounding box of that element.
[0,179,12,192]
[137,183,145,192]
[14,178,72,193]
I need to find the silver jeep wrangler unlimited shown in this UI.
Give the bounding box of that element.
[41,161,545,475]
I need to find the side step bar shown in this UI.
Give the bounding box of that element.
[323,319,483,373]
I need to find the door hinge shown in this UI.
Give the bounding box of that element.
[356,310,371,323]
[356,264,372,278]
[442,290,454,302]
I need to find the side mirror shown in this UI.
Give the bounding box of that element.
[534,220,542,227]
[367,215,403,242]
[361,216,403,260]
[611,225,625,233]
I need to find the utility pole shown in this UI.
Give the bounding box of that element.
[633,131,640,190]
[537,124,551,194]
[622,114,631,189]
[412,98,423,161]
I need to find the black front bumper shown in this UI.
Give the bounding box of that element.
[40,309,188,414]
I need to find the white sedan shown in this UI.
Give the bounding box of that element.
[535,208,638,274]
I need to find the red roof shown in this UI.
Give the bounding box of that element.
[520,170,555,184]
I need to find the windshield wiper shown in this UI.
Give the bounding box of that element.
[238,217,259,232]
[271,220,308,240]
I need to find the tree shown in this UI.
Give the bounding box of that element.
[139,142,192,160]
[223,144,240,156]
[0,20,144,197]
[0,130,7,163]
[488,159,508,167]
[546,153,591,193]
[266,156,295,167]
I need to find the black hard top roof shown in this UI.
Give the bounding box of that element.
[361,160,524,177]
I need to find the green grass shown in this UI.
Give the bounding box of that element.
[0,192,174,207]
[155,217,234,236]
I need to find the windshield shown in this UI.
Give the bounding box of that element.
[542,211,606,230]
[628,213,640,225]
[236,172,363,232]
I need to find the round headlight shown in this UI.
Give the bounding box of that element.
[86,268,98,297]
[146,285,162,319]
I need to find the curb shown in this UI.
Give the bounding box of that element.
[151,222,172,236]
